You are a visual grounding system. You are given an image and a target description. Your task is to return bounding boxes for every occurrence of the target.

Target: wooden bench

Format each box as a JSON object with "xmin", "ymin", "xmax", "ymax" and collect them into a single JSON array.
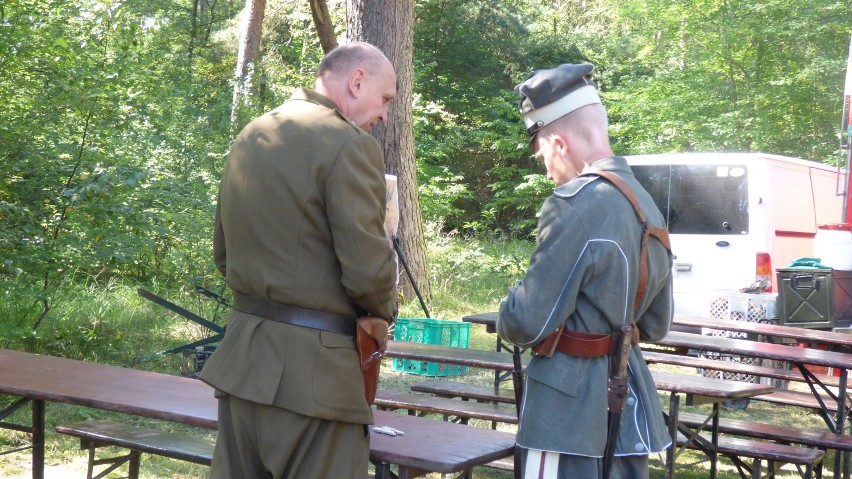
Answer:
[
  {"xmin": 382, "ymin": 380, "xmax": 830, "ymax": 477},
  {"xmin": 446, "ymin": 420, "xmax": 828, "ymax": 478},
  {"xmin": 753, "ymin": 388, "xmax": 851, "ymax": 414},
  {"xmin": 374, "ymin": 389, "xmax": 517, "ymax": 425},
  {"xmin": 678, "ymin": 411, "xmax": 852, "ymax": 455},
  {"xmin": 55, "ymin": 419, "xmax": 213, "ymax": 479},
  {"xmin": 675, "ymin": 431, "xmax": 825, "ymax": 479},
  {"xmin": 411, "ymin": 379, "xmax": 515, "ymax": 404},
  {"xmin": 410, "ymin": 361, "xmax": 850, "ymax": 427}
]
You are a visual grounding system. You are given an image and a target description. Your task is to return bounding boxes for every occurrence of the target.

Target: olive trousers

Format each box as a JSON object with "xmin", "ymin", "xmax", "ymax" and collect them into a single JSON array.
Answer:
[{"xmin": 209, "ymin": 391, "xmax": 370, "ymax": 479}]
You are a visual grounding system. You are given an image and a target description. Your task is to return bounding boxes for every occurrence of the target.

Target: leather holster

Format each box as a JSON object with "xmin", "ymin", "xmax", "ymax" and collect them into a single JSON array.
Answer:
[
  {"xmin": 355, "ymin": 316, "xmax": 390, "ymax": 405},
  {"xmin": 531, "ymin": 323, "xmax": 565, "ymax": 358}
]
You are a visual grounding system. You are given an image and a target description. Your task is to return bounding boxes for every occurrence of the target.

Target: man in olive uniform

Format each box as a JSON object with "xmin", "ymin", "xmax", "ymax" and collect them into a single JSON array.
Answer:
[
  {"xmin": 497, "ymin": 64, "xmax": 674, "ymax": 479},
  {"xmin": 200, "ymin": 42, "xmax": 399, "ymax": 479}
]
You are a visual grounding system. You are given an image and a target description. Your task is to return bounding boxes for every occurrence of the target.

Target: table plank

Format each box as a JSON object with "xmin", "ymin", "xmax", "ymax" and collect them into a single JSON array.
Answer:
[
  {"xmin": 371, "ymin": 409, "xmax": 515, "ymax": 474},
  {"xmin": 0, "ymin": 349, "xmax": 217, "ymax": 429},
  {"xmin": 652, "ymin": 331, "xmax": 852, "ymax": 369},
  {"xmin": 650, "ymin": 370, "xmax": 773, "ymax": 400},
  {"xmin": 0, "ymin": 348, "xmax": 516, "ymax": 479},
  {"xmin": 462, "ymin": 312, "xmax": 500, "ymax": 333},
  {"xmin": 673, "ymin": 314, "xmax": 852, "ymax": 349}
]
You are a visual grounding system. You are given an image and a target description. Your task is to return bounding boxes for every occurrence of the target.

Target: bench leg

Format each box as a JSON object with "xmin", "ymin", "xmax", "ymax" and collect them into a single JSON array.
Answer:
[
  {"xmin": 752, "ymin": 458, "xmax": 762, "ymax": 479},
  {"xmin": 795, "ymin": 461, "xmax": 817, "ymax": 479},
  {"xmin": 372, "ymin": 461, "xmax": 396, "ymax": 479},
  {"xmin": 128, "ymin": 450, "xmax": 140, "ymax": 479},
  {"xmin": 86, "ymin": 444, "xmax": 95, "ymax": 479},
  {"xmin": 81, "ymin": 439, "xmax": 141, "ymax": 479}
]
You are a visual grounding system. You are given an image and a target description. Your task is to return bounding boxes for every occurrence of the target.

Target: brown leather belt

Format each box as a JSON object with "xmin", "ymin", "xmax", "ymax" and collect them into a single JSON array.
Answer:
[
  {"xmin": 553, "ymin": 329, "xmax": 613, "ymax": 358},
  {"xmin": 232, "ymin": 291, "xmax": 355, "ymax": 337}
]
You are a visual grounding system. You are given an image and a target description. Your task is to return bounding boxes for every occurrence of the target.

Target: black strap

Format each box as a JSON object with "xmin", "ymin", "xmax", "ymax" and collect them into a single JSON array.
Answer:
[{"xmin": 232, "ymin": 291, "xmax": 356, "ymax": 337}]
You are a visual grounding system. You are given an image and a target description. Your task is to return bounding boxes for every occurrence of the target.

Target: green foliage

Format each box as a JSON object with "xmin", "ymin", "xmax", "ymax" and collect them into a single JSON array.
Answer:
[
  {"xmin": 601, "ymin": 0, "xmax": 849, "ymax": 161},
  {"xmin": 1, "ymin": 0, "xmax": 239, "ymax": 327},
  {"xmin": 411, "ymin": 0, "xmax": 850, "ymax": 237},
  {"xmin": 2, "ymin": 1, "xmax": 846, "ymax": 476},
  {"xmin": 412, "ymin": 0, "xmax": 579, "ymax": 237},
  {"xmin": 403, "ymin": 224, "xmax": 532, "ymax": 318}
]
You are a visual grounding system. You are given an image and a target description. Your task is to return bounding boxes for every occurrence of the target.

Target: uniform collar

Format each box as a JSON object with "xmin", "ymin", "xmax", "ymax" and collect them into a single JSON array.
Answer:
[
  {"xmin": 292, "ymin": 88, "xmax": 360, "ymax": 128},
  {"xmin": 292, "ymin": 87, "xmax": 337, "ymax": 109},
  {"xmin": 582, "ymin": 156, "xmax": 631, "ymax": 175}
]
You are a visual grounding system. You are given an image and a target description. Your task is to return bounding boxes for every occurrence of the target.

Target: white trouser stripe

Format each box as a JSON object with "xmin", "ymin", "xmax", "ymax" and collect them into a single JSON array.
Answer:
[{"xmin": 524, "ymin": 449, "xmax": 560, "ymax": 479}]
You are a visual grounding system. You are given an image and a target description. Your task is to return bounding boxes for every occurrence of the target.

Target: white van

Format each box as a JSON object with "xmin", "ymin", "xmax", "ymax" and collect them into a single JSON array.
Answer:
[{"xmin": 625, "ymin": 153, "xmax": 846, "ymax": 318}]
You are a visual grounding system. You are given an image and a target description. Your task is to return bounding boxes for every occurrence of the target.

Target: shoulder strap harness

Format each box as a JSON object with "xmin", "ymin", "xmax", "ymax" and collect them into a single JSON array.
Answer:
[{"xmin": 531, "ymin": 170, "xmax": 672, "ymax": 358}]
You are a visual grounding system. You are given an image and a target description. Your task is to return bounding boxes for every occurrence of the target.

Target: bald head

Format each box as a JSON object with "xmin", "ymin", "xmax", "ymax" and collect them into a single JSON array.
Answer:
[
  {"xmin": 314, "ymin": 42, "xmax": 397, "ymax": 131},
  {"xmin": 546, "ymin": 103, "xmax": 610, "ymax": 147},
  {"xmin": 532, "ymin": 103, "xmax": 614, "ymax": 185},
  {"xmin": 316, "ymin": 42, "xmax": 389, "ymax": 82}
]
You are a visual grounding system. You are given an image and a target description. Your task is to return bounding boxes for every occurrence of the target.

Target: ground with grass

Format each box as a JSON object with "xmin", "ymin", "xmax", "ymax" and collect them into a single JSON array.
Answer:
[{"xmin": 0, "ymin": 230, "xmax": 844, "ymax": 478}]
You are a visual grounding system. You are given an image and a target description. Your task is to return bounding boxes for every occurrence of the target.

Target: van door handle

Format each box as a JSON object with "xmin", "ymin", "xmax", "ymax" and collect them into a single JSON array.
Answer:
[
  {"xmin": 716, "ymin": 241, "xmax": 730, "ymax": 247},
  {"xmin": 675, "ymin": 263, "xmax": 692, "ymax": 272}
]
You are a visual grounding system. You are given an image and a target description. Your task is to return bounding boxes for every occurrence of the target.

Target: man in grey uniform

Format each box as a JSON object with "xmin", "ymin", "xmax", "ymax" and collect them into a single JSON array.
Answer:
[
  {"xmin": 497, "ymin": 63, "xmax": 674, "ymax": 479},
  {"xmin": 200, "ymin": 42, "xmax": 398, "ymax": 479}
]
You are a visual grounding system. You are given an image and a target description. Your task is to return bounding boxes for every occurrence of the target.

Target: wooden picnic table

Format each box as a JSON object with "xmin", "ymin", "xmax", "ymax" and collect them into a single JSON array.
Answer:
[
  {"xmin": 462, "ymin": 311, "xmax": 500, "ymax": 334},
  {"xmin": 651, "ymin": 370, "xmax": 774, "ymax": 479},
  {"xmin": 387, "ymin": 334, "xmax": 784, "ymax": 478},
  {"xmin": 459, "ymin": 311, "xmax": 851, "ymax": 477},
  {"xmin": 653, "ymin": 330, "xmax": 852, "ymax": 375},
  {"xmin": 653, "ymin": 330, "xmax": 852, "ymax": 478},
  {"xmin": 386, "ymin": 339, "xmax": 527, "ymax": 411},
  {"xmin": 456, "ymin": 313, "xmax": 851, "ymax": 423},
  {"xmin": 0, "ymin": 348, "xmax": 515, "ymax": 479}
]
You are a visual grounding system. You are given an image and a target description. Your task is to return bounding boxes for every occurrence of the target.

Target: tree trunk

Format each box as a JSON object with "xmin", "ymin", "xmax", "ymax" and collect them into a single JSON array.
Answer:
[
  {"xmin": 346, "ymin": 0, "xmax": 432, "ymax": 310},
  {"xmin": 189, "ymin": 0, "xmax": 198, "ymax": 59},
  {"xmin": 231, "ymin": 0, "xmax": 266, "ymax": 126},
  {"xmin": 309, "ymin": 0, "xmax": 337, "ymax": 54}
]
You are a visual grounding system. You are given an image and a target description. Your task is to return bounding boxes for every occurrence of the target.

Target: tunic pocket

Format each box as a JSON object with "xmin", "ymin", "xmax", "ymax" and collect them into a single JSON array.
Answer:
[
  {"xmin": 525, "ymin": 353, "xmax": 579, "ymax": 397},
  {"xmin": 313, "ymin": 330, "xmax": 366, "ymax": 412}
]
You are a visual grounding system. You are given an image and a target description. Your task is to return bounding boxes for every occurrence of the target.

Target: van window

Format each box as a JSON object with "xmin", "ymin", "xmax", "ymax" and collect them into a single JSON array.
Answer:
[{"xmin": 631, "ymin": 164, "xmax": 749, "ymax": 235}]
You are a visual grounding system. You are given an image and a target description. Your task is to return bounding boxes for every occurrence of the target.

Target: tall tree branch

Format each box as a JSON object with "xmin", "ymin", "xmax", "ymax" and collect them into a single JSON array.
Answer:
[{"xmin": 309, "ymin": 0, "xmax": 337, "ymax": 53}]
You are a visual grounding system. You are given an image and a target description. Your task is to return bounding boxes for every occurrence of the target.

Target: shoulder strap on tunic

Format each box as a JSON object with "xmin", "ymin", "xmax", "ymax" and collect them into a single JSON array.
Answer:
[{"xmin": 580, "ymin": 170, "xmax": 672, "ymax": 318}]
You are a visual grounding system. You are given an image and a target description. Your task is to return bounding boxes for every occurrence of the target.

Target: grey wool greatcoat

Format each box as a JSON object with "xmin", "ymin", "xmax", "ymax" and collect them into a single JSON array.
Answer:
[
  {"xmin": 497, "ymin": 156, "xmax": 673, "ymax": 458},
  {"xmin": 199, "ymin": 88, "xmax": 398, "ymax": 425}
]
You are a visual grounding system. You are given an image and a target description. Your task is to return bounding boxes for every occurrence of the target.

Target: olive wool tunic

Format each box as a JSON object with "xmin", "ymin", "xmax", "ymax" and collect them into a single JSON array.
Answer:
[{"xmin": 200, "ymin": 88, "xmax": 397, "ymax": 478}]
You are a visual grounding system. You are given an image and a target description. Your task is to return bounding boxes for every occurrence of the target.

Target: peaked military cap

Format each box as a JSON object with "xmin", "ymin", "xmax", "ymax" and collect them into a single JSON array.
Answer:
[{"xmin": 515, "ymin": 63, "xmax": 601, "ymax": 139}]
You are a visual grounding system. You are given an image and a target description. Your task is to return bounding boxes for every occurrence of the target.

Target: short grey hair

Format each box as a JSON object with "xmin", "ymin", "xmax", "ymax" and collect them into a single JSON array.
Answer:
[{"xmin": 316, "ymin": 42, "xmax": 386, "ymax": 80}]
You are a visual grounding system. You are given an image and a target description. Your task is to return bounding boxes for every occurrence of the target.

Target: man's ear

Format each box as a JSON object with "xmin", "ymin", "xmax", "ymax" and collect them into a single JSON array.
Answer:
[
  {"xmin": 551, "ymin": 133, "xmax": 570, "ymax": 157},
  {"xmin": 349, "ymin": 68, "xmax": 366, "ymax": 97}
]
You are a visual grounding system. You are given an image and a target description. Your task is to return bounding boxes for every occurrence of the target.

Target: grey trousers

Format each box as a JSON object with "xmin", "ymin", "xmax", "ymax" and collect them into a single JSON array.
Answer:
[{"xmin": 209, "ymin": 392, "xmax": 370, "ymax": 479}]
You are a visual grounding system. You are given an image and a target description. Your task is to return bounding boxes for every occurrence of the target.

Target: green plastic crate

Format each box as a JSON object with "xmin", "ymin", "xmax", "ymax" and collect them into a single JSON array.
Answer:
[{"xmin": 391, "ymin": 318, "xmax": 470, "ymax": 376}]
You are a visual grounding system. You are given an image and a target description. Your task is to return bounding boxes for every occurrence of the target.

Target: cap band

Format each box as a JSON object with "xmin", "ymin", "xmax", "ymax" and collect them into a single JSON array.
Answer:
[{"xmin": 522, "ymin": 85, "xmax": 601, "ymax": 132}]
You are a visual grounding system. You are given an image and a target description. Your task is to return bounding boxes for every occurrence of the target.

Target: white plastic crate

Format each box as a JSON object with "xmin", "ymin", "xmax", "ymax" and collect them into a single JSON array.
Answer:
[{"xmin": 701, "ymin": 292, "xmax": 778, "ymax": 385}]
